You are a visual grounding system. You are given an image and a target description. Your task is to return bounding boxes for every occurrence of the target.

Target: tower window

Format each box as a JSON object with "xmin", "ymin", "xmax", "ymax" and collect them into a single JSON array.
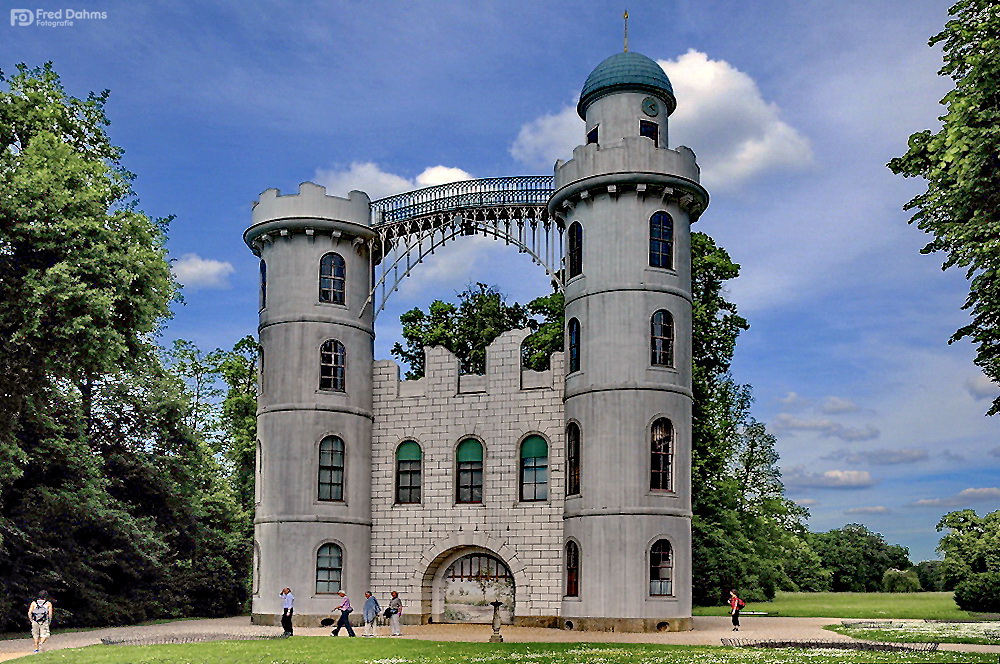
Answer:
[
  {"xmin": 395, "ymin": 440, "xmax": 422, "ymax": 504},
  {"xmin": 649, "ymin": 539, "xmax": 674, "ymax": 596},
  {"xmin": 568, "ymin": 318, "xmax": 580, "ymax": 373},
  {"xmin": 519, "ymin": 435, "xmax": 548, "ymax": 502},
  {"xmin": 456, "ymin": 438, "xmax": 484, "ymax": 504},
  {"xmin": 318, "ymin": 435, "xmax": 345, "ymax": 501},
  {"xmin": 319, "ymin": 252, "xmax": 346, "ymax": 305},
  {"xmin": 640, "ymin": 120, "xmax": 659, "ymax": 147},
  {"xmin": 316, "ymin": 543, "xmax": 343, "ymax": 594},
  {"xmin": 320, "ymin": 339, "xmax": 346, "ymax": 392},
  {"xmin": 567, "ymin": 222, "xmax": 583, "ymax": 278},
  {"xmin": 566, "ymin": 422, "xmax": 581, "ymax": 497},
  {"xmin": 649, "ymin": 211, "xmax": 673, "ymax": 269},
  {"xmin": 650, "ymin": 418, "xmax": 673, "ymax": 492},
  {"xmin": 651, "ymin": 310, "xmax": 674, "ymax": 367},
  {"xmin": 565, "ymin": 540, "xmax": 580, "ymax": 597},
  {"xmin": 586, "ymin": 126, "xmax": 599, "ymax": 145},
  {"xmin": 259, "ymin": 259, "xmax": 267, "ymax": 310}
]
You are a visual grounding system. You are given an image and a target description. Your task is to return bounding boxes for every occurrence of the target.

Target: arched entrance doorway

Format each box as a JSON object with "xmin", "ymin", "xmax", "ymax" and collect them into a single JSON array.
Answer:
[{"xmin": 435, "ymin": 550, "xmax": 515, "ymax": 624}]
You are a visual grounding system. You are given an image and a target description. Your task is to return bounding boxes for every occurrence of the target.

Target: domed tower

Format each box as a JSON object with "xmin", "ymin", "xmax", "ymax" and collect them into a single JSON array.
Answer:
[
  {"xmin": 550, "ymin": 52, "xmax": 708, "ymax": 632},
  {"xmin": 245, "ymin": 182, "xmax": 375, "ymax": 626}
]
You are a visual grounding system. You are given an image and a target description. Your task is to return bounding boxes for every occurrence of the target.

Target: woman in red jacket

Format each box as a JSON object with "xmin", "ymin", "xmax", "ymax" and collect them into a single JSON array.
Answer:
[{"xmin": 728, "ymin": 589, "xmax": 744, "ymax": 631}]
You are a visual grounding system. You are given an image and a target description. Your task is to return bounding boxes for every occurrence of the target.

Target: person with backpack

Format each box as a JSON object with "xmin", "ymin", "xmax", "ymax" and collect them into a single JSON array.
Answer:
[
  {"xmin": 27, "ymin": 591, "xmax": 53, "ymax": 653},
  {"xmin": 728, "ymin": 589, "xmax": 745, "ymax": 631},
  {"xmin": 386, "ymin": 590, "xmax": 403, "ymax": 636}
]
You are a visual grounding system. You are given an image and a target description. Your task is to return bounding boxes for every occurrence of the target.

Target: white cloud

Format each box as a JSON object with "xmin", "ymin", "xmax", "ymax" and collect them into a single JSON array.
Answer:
[
  {"xmin": 171, "ymin": 253, "xmax": 235, "ymax": 289},
  {"xmin": 771, "ymin": 413, "xmax": 880, "ymax": 442},
  {"xmin": 795, "ymin": 498, "xmax": 819, "ymax": 507},
  {"xmin": 964, "ymin": 374, "xmax": 1000, "ymax": 401},
  {"xmin": 820, "ymin": 396, "xmax": 862, "ymax": 415},
  {"xmin": 658, "ymin": 50, "xmax": 812, "ymax": 190},
  {"xmin": 777, "ymin": 391, "xmax": 812, "ymax": 410},
  {"xmin": 913, "ymin": 487, "xmax": 1000, "ymax": 508},
  {"xmin": 509, "ymin": 104, "xmax": 582, "ymax": 170},
  {"xmin": 845, "ymin": 506, "xmax": 892, "ymax": 515},
  {"xmin": 824, "ymin": 448, "xmax": 928, "ymax": 466},
  {"xmin": 314, "ymin": 162, "xmax": 473, "ymax": 200},
  {"xmin": 785, "ymin": 467, "xmax": 879, "ymax": 489}
]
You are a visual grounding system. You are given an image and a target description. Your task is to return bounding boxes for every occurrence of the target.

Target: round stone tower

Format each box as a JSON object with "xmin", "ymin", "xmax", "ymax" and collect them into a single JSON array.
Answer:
[
  {"xmin": 245, "ymin": 182, "xmax": 375, "ymax": 625},
  {"xmin": 550, "ymin": 52, "xmax": 708, "ymax": 632}
]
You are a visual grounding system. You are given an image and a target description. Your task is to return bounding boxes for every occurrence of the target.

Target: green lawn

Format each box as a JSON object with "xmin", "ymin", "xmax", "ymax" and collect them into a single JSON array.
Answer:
[
  {"xmin": 827, "ymin": 621, "xmax": 1000, "ymax": 646},
  {"xmin": 693, "ymin": 591, "xmax": 974, "ymax": 620},
  {"xmin": 26, "ymin": 638, "xmax": 996, "ymax": 664}
]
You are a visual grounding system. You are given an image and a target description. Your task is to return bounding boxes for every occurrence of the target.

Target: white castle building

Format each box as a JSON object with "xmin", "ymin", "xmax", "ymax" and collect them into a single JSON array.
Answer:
[{"xmin": 246, "ymin": 50, "xmax": 708, "ymax": 632}]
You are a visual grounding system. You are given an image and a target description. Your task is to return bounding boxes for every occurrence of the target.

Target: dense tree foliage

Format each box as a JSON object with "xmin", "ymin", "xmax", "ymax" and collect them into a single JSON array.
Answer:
[
  {"xmin": 914, "ymin": 559, "xmax": 951, "ymax": 592},
  {"xmin": 888, "ymin": 0, "xmax": 1000, "ymax": 415},
  {"xmin": 935, "ymin": 508, "xmax": 1000, "ymax": 609},
  {"xmin": 882, "ymin": 568, "xmax": 921, "ymax": 593},
  {"xmin": 0, "ymin": 64, "xmax": 250, "ymax": 630},
  {"xmin": 809, "ymin": 524, "xmax": 912, "ymax": 592}
]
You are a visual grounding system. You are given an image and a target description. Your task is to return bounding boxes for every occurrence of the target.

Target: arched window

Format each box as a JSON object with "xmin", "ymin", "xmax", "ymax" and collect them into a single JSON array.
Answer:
[
  {"xmin": 651, "ymin": 310, "xmax": 674, "ymax": 367},
  {"xmin": 568, "ymin": 318, "xmax": 580, "ymax": 373},
  {"xmin": 649, "ymin": 211, "xmax": 673, "ymax": 269},
  {"xmin": 565, "ymin": 541, "xmax": 580, "ymax": 597},
  {"xmin": 566, "ymin": 422, "xmax": 581, "ymax": 497},
  {"xmin": 650, "ymin": 539, "xmax": 673, "ymax": 596},
  {"xmin": 318, "ymin": 435, "xmax": 345, "ymax": 501},
  {"xmin": 567, "ymin": 222, "xmax": 583, "ymax": 278},
  {"xmin": 319, "ymin": 252, "xmax": 346, "ymax": 305},
  {"xmin": 320, "ymin": 339, "xmax": 346, "ymax": 391},
  {"xmin": 316, "ymin": 543, "xmax": 343, "ymax": 594},
  {"xmin": 254, "ymin": 439, "xmax": 263, "ymax": 505},
  {"xmin": 395, "ymin": 440, "xmax": 422, "ymax": 504},
  {"xmin": 650, "ymin": 418, "xmax": 673, "ymax": 491},
  {"xmin": 519, "ymin": 435, "xmax": 548, "ymax": 502},
  {"xmin": 456, "ymin": 439, "xmax": 483, "ymax": 504},
  {"xmin": 252, "ymin": 541, "xmax": 261, "ymax": 595},
  {"xmin": 259, "ymin": 259, "xmax": 267, "ymax": 310}
]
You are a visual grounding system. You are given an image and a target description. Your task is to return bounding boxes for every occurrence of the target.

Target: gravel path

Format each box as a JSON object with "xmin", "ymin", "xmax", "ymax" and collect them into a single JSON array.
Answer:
[{"xmin": 1, "ymin": 615, "xmax": 997, "ymax": 661}]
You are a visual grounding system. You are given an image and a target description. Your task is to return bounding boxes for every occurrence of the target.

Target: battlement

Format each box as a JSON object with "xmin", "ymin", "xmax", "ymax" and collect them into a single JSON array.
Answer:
[
  {"xmin": 553, "ymin": 137, "xmax": 701, "ymax": 189},
  {"xmin": 245, "ymin": 182, "xmax": 373, "ymax": 253},
  {"xmin": 373, "ymin": 329, "xmax": 564, "ymax": 400}
]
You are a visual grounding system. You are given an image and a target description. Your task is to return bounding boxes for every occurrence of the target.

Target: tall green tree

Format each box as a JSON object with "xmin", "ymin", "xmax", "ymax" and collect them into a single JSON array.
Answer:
[
  {"xmin": 809, "ymin": 523, "xmax": 912, "ymax": 592},
  {"xmin": 935, "ymin": 509, "xmax": 1000, "ymax": 585},
  {"xmin": 888, "ymin": 0, "xmax": 1000, "ymax": 415}
]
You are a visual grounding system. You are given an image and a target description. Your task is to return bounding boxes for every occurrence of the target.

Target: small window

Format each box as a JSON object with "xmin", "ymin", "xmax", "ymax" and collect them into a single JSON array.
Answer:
[
  {"xmin": 568, "ymin": 318, "xmax": 580, "ymax": 373},
  {"xmin": 565, "ymin": 541, "xmax": 580, "ymax": 597},
  {"xmin": 456, "ymin": 438, "xmax": 483, "ymax": 504},
  {"xmin": 319, "ymin": 252, "xmax": 346, "ymax": 305},
  {"xmin": 651, "ymin": 310, "xmax": 674, "ymax": 367},
  {"xmin": 316, "ymin": 543, "xmax": 343, "ymax": 594},
  {"xmin": 649, "ymin": 211, "xmax": 673, "ymax": 269},
  {"xmin": 320, "ymin": 339, "xmax": 346, "ymax": 391},
  {"xmin": 318, "ymin": 435, "xmax": 345, "ymax": 501},
  {"xmin": 519, "ymin": 435, "xmax": 548, "ymax": 502},
  {"xmin": 396, "ymin": 440, "xmax": 422, "ymax": 504},
  {"xmin": 650, "ymin": 418, "xmax": 673, "ymax": 492},
  {"xmin": 259, "ymin": 259, "xmax": 267, "ymax": 310},
  {"xmin": 566, "ymin": 422, "xmax": 581, "ymax": 497},
  {"xmin": 650, "ymin": 539, "xmax": 673, "ymax": 596},
  {"xmin": 640, "ymin": 120, "xmax": 659, "ymax": 147},
  {"xmin": 586, "ymin": 126, "xmax": 598, "ymax": 145},
  {"xmin": 567, "ymin": 222, "xmax": 583, "ymax": 279}
]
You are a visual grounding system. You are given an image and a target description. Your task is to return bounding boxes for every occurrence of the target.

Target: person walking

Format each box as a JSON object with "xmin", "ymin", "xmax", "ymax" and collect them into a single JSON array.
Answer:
[
  {"xmin": 28, "ymin": 591, "xmax": 53, "ymax": 653},
  {"xmin": 387, "ymin": 590, "xmax": 403, "ymax": 636},
  {"xmin": 279, "ymin": 587, "xmax": 294, "ymax": 636},
  {"xmin": 729, "ymin": 589, "xmax": 744, "ymax": 631},
  {"xmin": 362, "ymin": 591, "xmax": 382, "ymax": 637},
  {"xmin": 331, "ymin": 590, "xmax": 356, "ymax": 637}
]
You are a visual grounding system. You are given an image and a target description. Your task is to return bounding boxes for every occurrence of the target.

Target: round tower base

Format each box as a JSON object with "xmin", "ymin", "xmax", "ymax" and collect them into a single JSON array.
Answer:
[{"xmin": 560, "ymin": 616, "xmax": 692, "ymax": 633}]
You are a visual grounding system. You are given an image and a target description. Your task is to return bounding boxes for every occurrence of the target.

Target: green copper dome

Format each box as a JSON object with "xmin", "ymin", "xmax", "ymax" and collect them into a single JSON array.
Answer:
[{"xmin": 578, "ymin": 51, "xmax": 676, "ymax": 118}]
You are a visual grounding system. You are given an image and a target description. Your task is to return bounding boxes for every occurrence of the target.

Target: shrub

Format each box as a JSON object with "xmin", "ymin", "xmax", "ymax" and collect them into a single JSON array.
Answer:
[
  {"xmin": 882, "ymin": 568, "xmax": 921, "ymax": 593},
  {"xmin": 953, "ymin": 571, "xmax": 1000, "ymax": 612}
]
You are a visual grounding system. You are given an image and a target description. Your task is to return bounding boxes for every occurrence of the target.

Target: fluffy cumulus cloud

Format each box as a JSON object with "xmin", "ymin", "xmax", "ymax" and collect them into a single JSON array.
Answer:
[
  {"xmin": 771, "ymin": 413, "xmax": 880, "ymax": 442},
  {"xmin": 845, "ymin": 506, "xmax": 892, "ymax": 515},
  {"xmin": 658, "ymin": 50, "xmax": 812, "ymax": 190},
  {"xmin": 171, "ymin": 253, "xmax": 235, "ymax": 289},
  {"xmin": 820, "ymin": 396, "xmax": 862, "ymax": 415},
  {"xmin": 314, "ymin": 162, "xmax": 473, "ymax": 200},
  {"xmin": 823, "ymin": 448, "xmax": 928, "ymax": 466},
  {"xmin": 508, "ymin": 50, "xmax": 811, "ymax": 188},
  {"xmin": 965, "ymin": 373, "xmax": 1000, "ymax": 401},
  {"xmin": 784, "ymin": 467, "xmax": 879, "ymax": 489},
  {"xmin": 912, "ymin": 487, "xmax": 1000, "ymax": 508}
]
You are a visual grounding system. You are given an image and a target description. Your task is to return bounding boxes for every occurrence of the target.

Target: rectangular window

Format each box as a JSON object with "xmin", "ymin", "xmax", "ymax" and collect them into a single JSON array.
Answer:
[
  {"xmin": 457, "ymin": 461, "xmax": 483, "ymax": 503},
  {"xmin": 396, "ymin": 460, "xmax": 421, "ymax": 504},
  {"xmin": 586, "ymin": 126, "xmax": 599, "ymax": 145},
  {"xmin": 640, "ymin": 120, "xmax": 659, "ymax": 147}
]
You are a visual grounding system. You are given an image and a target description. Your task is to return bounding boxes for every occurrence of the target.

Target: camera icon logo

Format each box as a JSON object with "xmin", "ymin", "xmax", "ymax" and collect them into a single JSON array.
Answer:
[{"xmin": 10, "ymin": 9, "xmax": 34, "ymax": 26}]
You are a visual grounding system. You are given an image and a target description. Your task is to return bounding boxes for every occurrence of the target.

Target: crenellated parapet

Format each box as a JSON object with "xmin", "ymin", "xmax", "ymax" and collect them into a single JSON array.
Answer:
[{"xmin": 244, "ymin": 182, "xmax": 374, "ymax": 255}]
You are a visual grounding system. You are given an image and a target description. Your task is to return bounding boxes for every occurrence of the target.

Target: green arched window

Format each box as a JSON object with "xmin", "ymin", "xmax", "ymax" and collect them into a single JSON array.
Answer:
[
  {"xmin": 456, "ymin": 439, "xmax": 483, "ymax": 504},
  {"xmin": 519, "ymin": 435, "xmax": 548, "ymax": 502},
  {"xmin": 395, "ymin": 440, "xmax": 422, "ymax": 504}
]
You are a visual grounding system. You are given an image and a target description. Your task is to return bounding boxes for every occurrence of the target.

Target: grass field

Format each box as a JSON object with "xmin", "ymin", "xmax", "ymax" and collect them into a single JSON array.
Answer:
[
  {"xmin": 26, "ymin": 639, "xmax": 997, "ymax": 664},
  {"xmin": 693, "ymin": 592, "xmax": 974, "ymax": 620},
  {"xmin": 827, "ymin": 621, "xmax": 1000, "ymax": 646}
]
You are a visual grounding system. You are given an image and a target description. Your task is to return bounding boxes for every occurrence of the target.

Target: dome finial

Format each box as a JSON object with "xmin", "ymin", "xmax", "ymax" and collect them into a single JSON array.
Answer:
[{"xmin": 623, "ymin": 10, "xmax": 629, "ymax": 52}]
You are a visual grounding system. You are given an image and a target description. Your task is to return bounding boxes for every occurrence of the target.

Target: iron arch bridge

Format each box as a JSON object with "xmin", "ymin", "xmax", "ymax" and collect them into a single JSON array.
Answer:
[{"xmin": 364, "ymin": 175, "xmax": 560, "ymax": 318}]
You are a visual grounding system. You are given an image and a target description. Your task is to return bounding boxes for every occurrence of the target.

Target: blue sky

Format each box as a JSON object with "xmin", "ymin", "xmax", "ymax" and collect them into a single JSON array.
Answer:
[{"xmin": 4, "ymin": 0, "xmax": 998, "ymax": 562}]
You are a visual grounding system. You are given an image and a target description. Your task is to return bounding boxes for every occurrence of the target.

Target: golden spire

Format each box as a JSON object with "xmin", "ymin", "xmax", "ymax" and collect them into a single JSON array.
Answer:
[{"xmin": 623, "ymin": 10, "xmax": 629, "ymax": 52}]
